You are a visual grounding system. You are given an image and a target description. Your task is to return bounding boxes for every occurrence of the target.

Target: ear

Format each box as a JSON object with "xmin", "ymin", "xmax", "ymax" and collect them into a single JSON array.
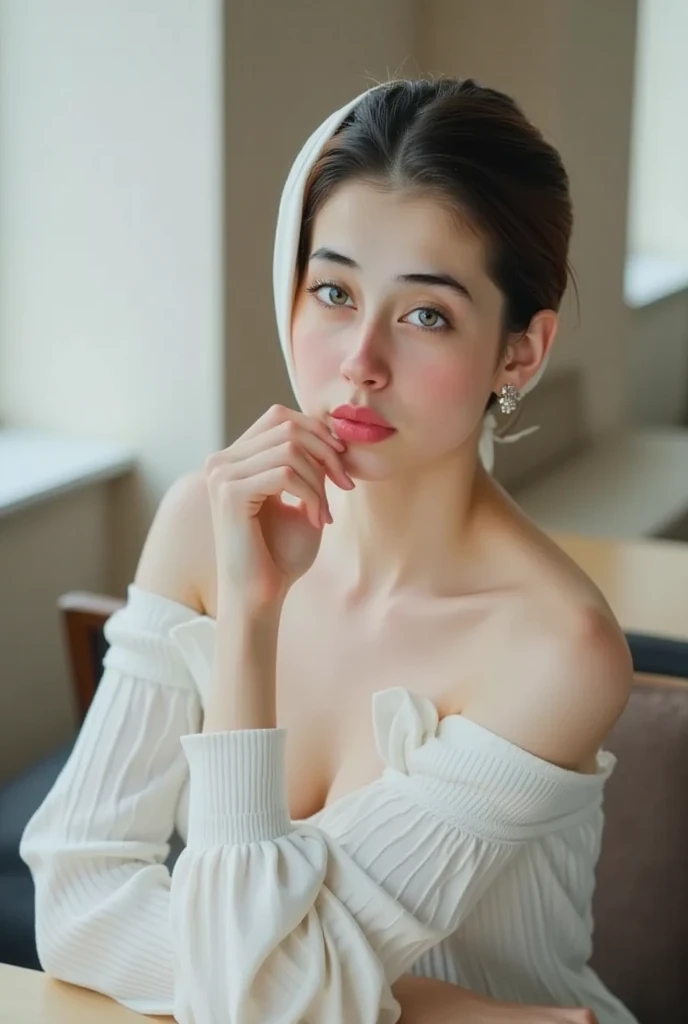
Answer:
[{"xmin": 493, "ymin": 310, "xmax": 559, "ymax": 393}]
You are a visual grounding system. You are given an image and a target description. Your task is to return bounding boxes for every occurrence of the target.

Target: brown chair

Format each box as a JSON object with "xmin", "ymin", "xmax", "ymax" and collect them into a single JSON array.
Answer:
[
  {"xmin": 8, "ymin": 594, "xmax": 688, "ymax": 1022},
  {"xmin": 57, "ymin": 591, "xmax": 125, "ymax": 722},
  {"xmin": 590, "ymin": 672, "xmax": 688, "ymax": 1023}
]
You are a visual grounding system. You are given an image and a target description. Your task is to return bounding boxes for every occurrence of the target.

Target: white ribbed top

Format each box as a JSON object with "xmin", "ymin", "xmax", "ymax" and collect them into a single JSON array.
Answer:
[{"xmin": 19, "ymin": 586, "xmax": 637, "ymax": 1023}]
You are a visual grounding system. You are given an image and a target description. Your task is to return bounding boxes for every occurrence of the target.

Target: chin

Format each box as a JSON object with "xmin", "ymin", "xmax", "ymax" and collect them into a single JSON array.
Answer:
[{"xmin": 340, "ymin": 444, "xmax": 407, "ymax": 482}]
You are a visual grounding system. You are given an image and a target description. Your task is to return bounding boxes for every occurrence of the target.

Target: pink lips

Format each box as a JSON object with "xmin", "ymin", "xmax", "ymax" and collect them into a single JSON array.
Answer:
[{"xmin": 330, "ymin": 404, "xmax": 396, "ymax": 444}]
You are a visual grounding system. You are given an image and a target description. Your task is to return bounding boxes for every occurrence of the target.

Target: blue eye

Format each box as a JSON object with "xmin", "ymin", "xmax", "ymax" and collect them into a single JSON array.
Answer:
[
  {"xmin": 406, "ymin": 307, "xmax": 451, "ymax": 332},
  {"xmin": 305, "ymin": 281, "xmax": 452, "ymax": 333},
  {"xmin": 306, "ymin": 281, "xmax": 352, "ymax": 307}
]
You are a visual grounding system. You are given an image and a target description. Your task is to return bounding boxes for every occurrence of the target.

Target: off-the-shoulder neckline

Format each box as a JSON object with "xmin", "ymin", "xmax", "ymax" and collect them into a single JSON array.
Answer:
[
  {"xmin": 128, "ymin": 584, "xmax": 615, "ymax": 785},
  {"xmin": 437, "ymin": 709, "xmax": 614, "ymax": 783}
]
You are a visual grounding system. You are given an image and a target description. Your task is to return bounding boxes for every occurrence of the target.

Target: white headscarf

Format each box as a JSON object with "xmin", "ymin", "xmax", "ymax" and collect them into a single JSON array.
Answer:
[{"xmin": 272, "ymin": 84, "xmax": 548, "ymax": 472}]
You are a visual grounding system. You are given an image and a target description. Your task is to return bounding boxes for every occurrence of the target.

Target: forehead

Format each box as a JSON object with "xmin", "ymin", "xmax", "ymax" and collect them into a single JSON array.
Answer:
[{"xmin": 309, "ymin": 179, "xmax": 489, "ymax": 276}]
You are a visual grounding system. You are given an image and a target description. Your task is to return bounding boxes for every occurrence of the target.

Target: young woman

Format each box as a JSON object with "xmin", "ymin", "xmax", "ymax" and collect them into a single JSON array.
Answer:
[{"xmin": 21, "ymin": 78, "xmax": 637, "ymax": 1023}]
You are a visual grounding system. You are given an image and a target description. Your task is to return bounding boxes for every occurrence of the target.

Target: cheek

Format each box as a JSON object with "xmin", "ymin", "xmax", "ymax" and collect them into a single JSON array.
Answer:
[
  {"xmin": 291, "ymin": 324, "xmax": 338, "ymax": 400},
  {"xmin": 412, "ymin": 359, "xmax": 486, "ymax": 416}
]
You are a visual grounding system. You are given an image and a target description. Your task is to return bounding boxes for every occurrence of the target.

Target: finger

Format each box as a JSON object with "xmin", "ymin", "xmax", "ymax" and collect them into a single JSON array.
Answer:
[
  {"xmin": 223, "ymin": 464, "xmax": 325, "ymax": 528},
  {"xmin": 236, "ymin": 404, "xmax": 346, "ymax": 453},
  {"xmin": 229, "ymin": 420, "xmax": 354, "ymax": 492},
  {"xmin": 228, "ymin": 442, "xmax": 326, "ymax": 506},
  {"xmin": 209, "ymin": 440, "xmax": 330, "ymax": 526},
  {"xmin": 299, "ymin": 447, "xmax": 333, "ymax": 523},
  {"xmin": 290, "ymin": 428, "xmax": 355, "ymax": 492},
  {"xmin": 236, "ymin": 466, "xmax": 324, "ymax": 530},
  {"xmin": 221, "ymin": 444, "xmax": 327, "ymax": 527}
]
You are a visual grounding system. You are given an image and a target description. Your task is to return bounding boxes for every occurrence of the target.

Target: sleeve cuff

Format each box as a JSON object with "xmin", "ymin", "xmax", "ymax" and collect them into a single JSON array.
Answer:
[{"xmin": 181, "ymin": 729, "xmax": 291, "ymax": 847}]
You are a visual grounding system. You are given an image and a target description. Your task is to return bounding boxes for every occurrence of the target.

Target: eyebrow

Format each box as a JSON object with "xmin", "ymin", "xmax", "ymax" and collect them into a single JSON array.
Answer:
[{"xmin": 309, "ymin": 246, "xmax": 474, "ymax": 303}]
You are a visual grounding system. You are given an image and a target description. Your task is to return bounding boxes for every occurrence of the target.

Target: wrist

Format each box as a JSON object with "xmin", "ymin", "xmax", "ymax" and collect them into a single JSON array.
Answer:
[
  {"xmin": 216, "ymin": 586, "xmax": 286, "ymax": 626},
  {"xmin": 203, "ymin": 596, "xmax": 282, "ymax": 734}
]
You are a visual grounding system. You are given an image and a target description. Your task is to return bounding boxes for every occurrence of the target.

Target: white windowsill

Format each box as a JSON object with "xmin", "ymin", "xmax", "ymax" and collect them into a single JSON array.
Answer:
[
  {"xmin": 625, "ymin": 253, "xmax": 688, "ymax": 309},
  {"xmin": 0, "ymin": 428, "xmax": 136, "ymax": 518}
]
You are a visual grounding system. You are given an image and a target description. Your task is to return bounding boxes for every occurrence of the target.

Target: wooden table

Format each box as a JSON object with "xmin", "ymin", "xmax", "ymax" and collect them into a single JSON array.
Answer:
[
  {"xmin": 0, "ymin": 963, "xmax": 174, "ymax": 1024},
  {"xmin": 552, "ymin": 531, "xmax": 688, "ymax": 641}
]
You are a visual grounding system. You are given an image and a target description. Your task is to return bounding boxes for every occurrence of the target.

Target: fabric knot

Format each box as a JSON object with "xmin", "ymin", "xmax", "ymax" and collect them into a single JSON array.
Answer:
[{"xmin": 372, "ymin": 689, "xmax": 439, "ymax": 773}]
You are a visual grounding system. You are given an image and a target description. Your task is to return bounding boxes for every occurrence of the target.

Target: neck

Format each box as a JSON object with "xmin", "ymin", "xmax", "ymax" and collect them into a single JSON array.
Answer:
[{"xmin": 319, "ymin": 449, "xmax": 495, "ymax": 599}]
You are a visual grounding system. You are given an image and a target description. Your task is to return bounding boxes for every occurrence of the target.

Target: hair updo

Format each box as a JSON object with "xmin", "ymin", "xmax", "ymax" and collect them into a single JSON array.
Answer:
[{"xmin": 297, "ymin": 78, "xmax": 574, "ymax": 410}]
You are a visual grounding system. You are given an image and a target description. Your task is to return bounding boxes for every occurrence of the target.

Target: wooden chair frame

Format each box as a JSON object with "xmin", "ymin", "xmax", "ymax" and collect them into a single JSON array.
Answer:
[{"xmin": 57, "ymin": 591, "xmax": 124, "ymax": 721}]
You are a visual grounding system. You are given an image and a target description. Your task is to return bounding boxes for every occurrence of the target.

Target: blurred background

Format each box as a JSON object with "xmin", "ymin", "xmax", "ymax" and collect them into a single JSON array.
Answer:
[{"xmin": 1, "ymin": 0, "xmax": 687, "ymax": 784}]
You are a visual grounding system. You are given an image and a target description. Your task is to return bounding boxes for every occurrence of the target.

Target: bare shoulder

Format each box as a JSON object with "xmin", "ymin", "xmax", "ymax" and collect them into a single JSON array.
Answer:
[
  {"xmin": 508, "ymin": 592, "xmax": 633, "ymax": 769},
  {"xmin": 472, "ymin": 514, "xmax": 633, "ymax": 772},
  {"xmin": 134, "ymin": 468, "xmax": 217, "ymax": 615}
]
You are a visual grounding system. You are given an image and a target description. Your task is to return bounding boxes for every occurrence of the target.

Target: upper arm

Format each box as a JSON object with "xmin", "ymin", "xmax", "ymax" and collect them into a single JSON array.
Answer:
[
  {"xmin": 134, "ymin": 469, "xmax": 217, "ymax": 614},
  {"xmin": 487, "ymin": 606, "xmax": 633, "ymax": 772}
]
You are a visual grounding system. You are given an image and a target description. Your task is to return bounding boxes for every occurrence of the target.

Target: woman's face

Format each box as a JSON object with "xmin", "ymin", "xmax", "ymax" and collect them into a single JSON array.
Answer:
[{"xmin": 291, "ymin": 180, "xmax": 507, "ymax": 479}]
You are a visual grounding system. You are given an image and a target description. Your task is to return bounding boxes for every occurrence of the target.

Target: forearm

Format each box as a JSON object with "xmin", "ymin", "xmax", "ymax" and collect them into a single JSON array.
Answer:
[
  {"xmin": 394, "ymin": 974, "xmax": 550, "ymax": 1023},
  {"xmin": 202, "ymin": 598, "xmax": 283, "ymax": 733}
]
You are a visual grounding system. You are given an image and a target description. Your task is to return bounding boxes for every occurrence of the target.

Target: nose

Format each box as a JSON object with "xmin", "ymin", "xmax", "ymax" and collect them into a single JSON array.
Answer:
[{"xmin": 339, "ymin": 328, "xmax": 390, "ymax": 391}]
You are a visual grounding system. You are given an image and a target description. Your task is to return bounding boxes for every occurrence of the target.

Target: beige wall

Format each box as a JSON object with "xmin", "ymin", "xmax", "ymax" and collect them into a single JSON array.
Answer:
[
  {"xmin": 0, "ymin": 484, "xmax": 114, "ymax": 781},
  {"xmin": 628, "ymin": 288, "xmax": 688, "ymax": 425},
  {"xmin": 223, "ymin": 0, "xmax": 417, "ymax": 441},
  {"xmin": 419, "ymin": 0, "xmax": 637, "ymax": 437},
  {"xmin": 0, "ymin": 0, "xmax": 225, "ymax": 592}
]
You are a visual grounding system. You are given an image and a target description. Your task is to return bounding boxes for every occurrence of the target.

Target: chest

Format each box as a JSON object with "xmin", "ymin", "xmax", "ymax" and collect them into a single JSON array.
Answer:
[{"xmin": 274, "ymin": 590, "xmax": 497, "ymax": 820}]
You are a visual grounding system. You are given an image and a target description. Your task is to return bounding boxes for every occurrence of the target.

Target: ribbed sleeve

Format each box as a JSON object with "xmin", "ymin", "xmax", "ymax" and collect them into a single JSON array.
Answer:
[
  {"xmin": 183, "ymin": 729, "xmax": 291, "ymax": 845},
  {"xmin": 19, "ymin": 587, "xmax": 202, "ymax": 1016},
  {"xmin": 20, "ymin": 596, "xmax": 635, "ymax": 1024}
]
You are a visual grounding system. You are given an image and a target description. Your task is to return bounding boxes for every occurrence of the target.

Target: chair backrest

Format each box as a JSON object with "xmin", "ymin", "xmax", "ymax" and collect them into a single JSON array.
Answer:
[
  {"xmin": 57, "ymin": 592, "xmax": 124, "ymax": 721},
  {"xmin": 624, "ymin": 632, "xmax": 688, "ymax": 678},
  {"xmin": 590, "ymin": 672, "xmax": 688, "ymax": 1024}
]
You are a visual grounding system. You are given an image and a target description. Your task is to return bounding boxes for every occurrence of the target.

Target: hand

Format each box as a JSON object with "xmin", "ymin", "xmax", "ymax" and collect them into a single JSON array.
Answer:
[
  {"xmin": 393, "ymin": 974, "xmax": 598, "ymax": 1024},
  {"xmin": 513, "ymin": 1009, "xmax": 597, "ymax": 1023},
  {"xmin": 544, "ymin": 1011, "xmax": 597, "ymax": 1019},
  {"xmin": 551, "ymin": 1012, "xmax": 597, "ymax": 1023},
  {"xmin": 488, "ymin": 1004, "xmax": 598, "ymax": 1023},
  {"xmin": 205, "ymin": 404, "xmax": 354, "ymax": 607}
]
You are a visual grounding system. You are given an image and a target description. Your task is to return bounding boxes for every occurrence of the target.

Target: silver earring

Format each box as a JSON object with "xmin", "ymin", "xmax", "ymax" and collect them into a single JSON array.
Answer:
[{"xmin": 498, "ymin": 383, "xmax": 520, "ymax": 415}]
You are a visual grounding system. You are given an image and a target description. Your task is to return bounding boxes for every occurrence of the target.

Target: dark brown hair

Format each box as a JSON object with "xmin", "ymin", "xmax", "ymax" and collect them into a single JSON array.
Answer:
[{"xmin": 297, "ymin": 78, "xmax": 575, "ymax": 409}]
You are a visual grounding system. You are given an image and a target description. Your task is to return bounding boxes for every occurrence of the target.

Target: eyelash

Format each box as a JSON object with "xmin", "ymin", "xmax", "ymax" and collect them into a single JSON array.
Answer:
[{"xmin": 305, "ymin": 279, "xmax": 453, "ymax": 333}]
